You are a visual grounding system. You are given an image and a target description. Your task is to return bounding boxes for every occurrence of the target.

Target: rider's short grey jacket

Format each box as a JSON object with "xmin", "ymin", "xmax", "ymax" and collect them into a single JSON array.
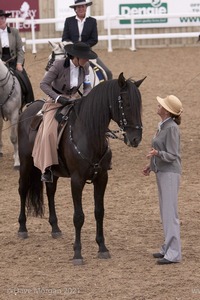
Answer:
[{"xmin": 40, "ymin": 58, "xmax": 91, "ymax": 100}]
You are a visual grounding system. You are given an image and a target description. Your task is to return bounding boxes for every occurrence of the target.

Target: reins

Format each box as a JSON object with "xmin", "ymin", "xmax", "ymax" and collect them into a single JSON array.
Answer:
[{"xmin": 69, "ymin": 124, "xmax": 110, "ymax": 184}]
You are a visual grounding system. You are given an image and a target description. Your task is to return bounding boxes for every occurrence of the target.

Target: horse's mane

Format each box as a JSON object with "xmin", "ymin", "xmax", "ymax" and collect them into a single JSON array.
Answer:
[
  {"xmin": 77, "ymin": 80, "xmax": 118, "ymax": 139},
  {"xmin": 75, "ymin": 78, "xmax": 142, "ymax": 142}
]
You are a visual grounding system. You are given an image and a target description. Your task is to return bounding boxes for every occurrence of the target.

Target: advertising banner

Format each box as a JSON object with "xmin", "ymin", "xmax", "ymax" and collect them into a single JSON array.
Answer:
[
  {"xmin": 103, "ymin": 0, "xmax": 200, "ymax": 28},
  {"xmin": 0, "ymin": 0, "xmax": 40, "ymax": 31}
]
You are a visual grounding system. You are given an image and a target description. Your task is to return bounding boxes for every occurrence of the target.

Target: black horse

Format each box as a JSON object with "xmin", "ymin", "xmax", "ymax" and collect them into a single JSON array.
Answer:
[{"xmin": 18, "ymin": 73, "xmax": 145, "ymax": 265}]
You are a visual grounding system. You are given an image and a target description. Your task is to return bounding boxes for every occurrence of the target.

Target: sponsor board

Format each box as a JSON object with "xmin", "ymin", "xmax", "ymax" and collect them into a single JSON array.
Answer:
[
  {"xmin": 104, "ymin": 0, "xmax": 200, "ymax": 28},
  {"xmin": 0, "ymin": 0, "xmax": 39, "ymax": 31}
]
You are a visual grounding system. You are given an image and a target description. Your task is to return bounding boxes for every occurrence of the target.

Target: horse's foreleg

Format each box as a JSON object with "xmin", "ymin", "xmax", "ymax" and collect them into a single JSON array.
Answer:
[
  {"xmin": 94, "ymin": 172, "xmax": 111, "ymax": 259},
  {"xmin": 0, "ymin": 117, "xmax": 3, "ymax": 157},
  {"xmin": 71, "ymin": 177, "xmax": 85, "ymax": 265},
  {"xmin": 10, "ymin": 114, "xmax": 20, "ymax": 169},
  {"xmin": 46, "ymin": 178, "xmax": 62, "ymax": 238}
]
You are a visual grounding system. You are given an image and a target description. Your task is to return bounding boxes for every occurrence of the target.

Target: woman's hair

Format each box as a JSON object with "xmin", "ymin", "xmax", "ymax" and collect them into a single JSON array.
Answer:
[
  {"xmin": 171, "ymin": 114, "xmax": 181, "ymax": 125},
  {"xmin": 67, "ymin": 53, "xmax": 74, "ymax": 60}
]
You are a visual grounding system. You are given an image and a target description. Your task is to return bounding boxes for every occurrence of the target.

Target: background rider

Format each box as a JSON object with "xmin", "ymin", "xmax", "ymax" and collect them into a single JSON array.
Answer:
[{"xmin": 62, "ymin": 0, "xmax": 113, "ymax": 81}]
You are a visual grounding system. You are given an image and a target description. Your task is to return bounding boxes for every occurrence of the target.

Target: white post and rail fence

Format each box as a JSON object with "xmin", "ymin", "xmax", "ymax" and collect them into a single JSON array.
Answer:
[{"xmin": 8, "ymin": 13, "xmax": 200, "ymax": 53}]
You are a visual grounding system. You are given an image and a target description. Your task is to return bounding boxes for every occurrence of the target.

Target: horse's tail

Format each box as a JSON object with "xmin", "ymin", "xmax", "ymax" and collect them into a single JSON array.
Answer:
[{"xmin": 26, "ymin": 166, "xmax": 44, "ymax": 217}]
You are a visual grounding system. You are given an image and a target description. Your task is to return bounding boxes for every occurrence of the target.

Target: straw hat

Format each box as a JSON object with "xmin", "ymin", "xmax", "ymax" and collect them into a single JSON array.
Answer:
[
  {"xmin": 156, "ymin": 95, "xmax": 183, "ymax": 116},
  {"xmin": 0, "ymin": 9, "xmax": 12, "ymax": 18},
  {"xmin": 69, "ymin": 0, "xmax": 93, "ymax": 9},
  {"xmin": 64, "ymin": 42, "xmax": 97, "ymax": 59}
]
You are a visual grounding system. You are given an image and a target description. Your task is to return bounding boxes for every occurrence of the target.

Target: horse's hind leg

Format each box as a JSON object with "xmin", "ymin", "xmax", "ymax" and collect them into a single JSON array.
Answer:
[
  {"xmin": 0, "ymin": 117, "xmax": 3, "ymax": 157},
  {"xmin": 10, "ymin": 112, "xmax": 20, "ymax": 169},
  {"xmin": 46, "ymin": 178, "xmax": 62, "ymax": 238},
  {"xmin": 18, "ymin": 161, "xmax": 44, "ymax": 238},
  {"xmin": 94, "ymin": 173, "xmax": 111, "ymax": 259}
]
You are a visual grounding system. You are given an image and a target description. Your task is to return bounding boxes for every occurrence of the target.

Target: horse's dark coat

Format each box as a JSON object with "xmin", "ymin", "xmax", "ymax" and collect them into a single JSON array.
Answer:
[{"xmin": 17, "ymin": 73, "xmax": 145, "ymax": 264}]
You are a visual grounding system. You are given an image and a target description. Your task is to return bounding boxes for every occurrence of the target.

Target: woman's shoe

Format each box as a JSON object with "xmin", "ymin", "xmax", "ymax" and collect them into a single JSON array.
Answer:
[
  {"xmin": 153, "ymin": 253, "xmax": 164, "ymax": 259},
  {"xmin": 157, "ymin": 258, "xmax": 177, "ymax": 265}
]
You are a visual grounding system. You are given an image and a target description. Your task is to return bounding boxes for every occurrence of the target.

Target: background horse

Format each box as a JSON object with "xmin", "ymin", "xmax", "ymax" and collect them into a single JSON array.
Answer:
[
  {"xmin": 18, "ymin": 72, "xmax": 145, "ymax": 265},
  {"xmin": 46, "ymin": 41, "xmax": 107, "ymax": 88},
  {"xmin": 0, "ymin": 59, "xmax": 22, "ymax": 169}
]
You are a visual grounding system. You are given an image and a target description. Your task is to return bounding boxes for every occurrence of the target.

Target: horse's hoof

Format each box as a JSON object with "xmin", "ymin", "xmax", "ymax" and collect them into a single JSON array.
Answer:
[
  {"xmin": 51, "ymin": 231, "xmax": 62, "ymax": 239},
  {"xmin": 14, "ymin": 165, "xmax": 20, "ymax": 171},
  {"xmin": 18, "ymin": 231, "xmax": 28, "ymax": 239},
  {"xmin": 0, "ymin": 152, "xmax": 3, "ymax": 157},
  {"xmin": 98, "ymin": 251, "xmax": 111, "ymax": 259},
  {"xmin": 73, "ymin": 259, "xmax": 84, "ymax": 266}
]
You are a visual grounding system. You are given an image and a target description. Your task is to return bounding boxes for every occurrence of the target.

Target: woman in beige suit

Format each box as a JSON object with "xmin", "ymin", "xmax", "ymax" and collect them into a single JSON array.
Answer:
[{"xmin": 32, "ymin": 42, "xmax": 97, "ymax": 182}]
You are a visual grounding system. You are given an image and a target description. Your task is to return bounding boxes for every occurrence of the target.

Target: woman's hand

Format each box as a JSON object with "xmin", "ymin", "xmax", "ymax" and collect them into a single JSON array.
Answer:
[
  {"xmin": 142, "ymin": 165, "xmax": 151, "ymax": 176},
  {"xmin": 16, "ymin": 63, "xmax": 23, "ymax": 72},
  {"xmin": 147, "ymin": 148, "xmax": 159, "ymax": 159}
]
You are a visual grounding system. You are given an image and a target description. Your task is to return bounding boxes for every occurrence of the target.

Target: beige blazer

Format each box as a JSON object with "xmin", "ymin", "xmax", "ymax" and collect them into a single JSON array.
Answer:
[{"xmin": 0, "ymin": 26, "xmax": 24, "ymax": 65}]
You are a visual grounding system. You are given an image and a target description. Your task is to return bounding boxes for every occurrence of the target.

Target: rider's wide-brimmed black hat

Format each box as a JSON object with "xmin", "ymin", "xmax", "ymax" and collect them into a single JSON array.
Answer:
[
  {"xmin": 69, "ymin": 0, "xmax": 93, "ymax": 9},
  {"xmin": 64, "ymin": 42, "xmax": 97, "ymax": 59},
  {"xmin": 0, "ymin": 9, "xmax": 12, "ymax": 17}
]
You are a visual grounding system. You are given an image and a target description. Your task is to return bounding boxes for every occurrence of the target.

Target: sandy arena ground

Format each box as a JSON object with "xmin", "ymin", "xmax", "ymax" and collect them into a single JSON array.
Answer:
[{"xmin": 0, "ymin": 46, "xmax": 200, "ymax": 300}]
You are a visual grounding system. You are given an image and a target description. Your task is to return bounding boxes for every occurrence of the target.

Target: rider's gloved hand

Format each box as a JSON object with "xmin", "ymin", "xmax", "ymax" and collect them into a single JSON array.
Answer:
[{"xmin": 57, "ymin": 96, "xmax": 71, "ymax": 106}]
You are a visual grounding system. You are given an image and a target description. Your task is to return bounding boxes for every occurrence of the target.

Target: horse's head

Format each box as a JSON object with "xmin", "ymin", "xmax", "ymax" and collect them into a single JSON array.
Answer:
[
  {"xmin": 48, "ymin": 40, "xmax": 73, "ymax": 56},
  {"xmin": 46, "ymin": 41, "xmax": 74, "ymax": 72},
  {"xmin": 116, "ymin": 72, "xmax": 146, "ymax": 147}
]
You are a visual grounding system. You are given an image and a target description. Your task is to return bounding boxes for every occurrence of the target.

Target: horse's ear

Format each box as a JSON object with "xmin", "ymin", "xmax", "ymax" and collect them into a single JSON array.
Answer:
[
  {"xmin": 48, "ymin": 41, "xmax": 57, "ymax": 49},
  {"xmin": 118, "ymin": 72, "xmax": 126, "ymax": 88},
  {"xmin": 134, "ymin": 76, "xmax": 147, "ymax": 88},
  {"xmin": 48, "ymin": 41, "xmax": 53, "ymax": 48}
]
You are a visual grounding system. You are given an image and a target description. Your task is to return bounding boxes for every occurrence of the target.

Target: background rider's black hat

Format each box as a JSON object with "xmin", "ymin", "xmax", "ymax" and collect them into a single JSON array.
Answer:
[{"xmin": 0, "ymin": 10, "xmax": 12, "ymax": 17}]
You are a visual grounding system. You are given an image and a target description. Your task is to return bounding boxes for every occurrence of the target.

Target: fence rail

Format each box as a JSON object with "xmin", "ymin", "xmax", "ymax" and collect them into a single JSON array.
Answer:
[{"xmin": 8, "ymin": 13, "xmax": 200, "ymax": 53}]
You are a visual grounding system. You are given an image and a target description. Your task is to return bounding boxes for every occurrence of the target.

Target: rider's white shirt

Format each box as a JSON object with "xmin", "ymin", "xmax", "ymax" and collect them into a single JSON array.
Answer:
[{"xmin": 0, "ymin": 27, "xmax": 9, "ymax": 47}]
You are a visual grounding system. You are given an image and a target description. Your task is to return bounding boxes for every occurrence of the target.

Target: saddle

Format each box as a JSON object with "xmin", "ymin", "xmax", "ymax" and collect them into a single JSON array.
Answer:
[
  {"xmin": 90, "ymin": 61, "xmax": 106, "ymax": 82},
  {"xmin": 30, "ymin": 104, "xmax": 73, "ymax": 134},
  {"xmin": 12, "ymin": 69, "xmax": 34, "ymax": 106}
]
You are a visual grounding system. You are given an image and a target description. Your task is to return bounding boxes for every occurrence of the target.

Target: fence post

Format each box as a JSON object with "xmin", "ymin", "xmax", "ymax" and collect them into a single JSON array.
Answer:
[
  {"xmin": 130, "ymin": 14, "xmax": 136, "ymax": 51},
  {"xmin": 107, "ymin": 16, "xmax": 113, "ymax": 52},
  {"xmin": 30, "ymin": 17, "xmax": 37, "ymax": 54}
]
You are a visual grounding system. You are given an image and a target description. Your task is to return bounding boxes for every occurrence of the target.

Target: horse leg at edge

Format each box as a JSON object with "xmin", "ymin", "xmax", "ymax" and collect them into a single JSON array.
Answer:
[
  {"xmin": 18, "ymin": 166, "xmax": 29, "ymax": 239},
  {"xmin": 0, "ymin": 117, "xmax": 3, "ymax": 157},
  {"xmin": 10, "ymin": 113, "xmax": 20, "ymax": 169},
  {"xmin": 94, "ymin": 172, "xmax": 111, "ymax": 259},
  {"xmin": 71, "ymin": 177, "xmax": 85, "ymax": 265},
  {"xmin": 46, "ymin": 178, "xmax": 62, "ymax": 238}
]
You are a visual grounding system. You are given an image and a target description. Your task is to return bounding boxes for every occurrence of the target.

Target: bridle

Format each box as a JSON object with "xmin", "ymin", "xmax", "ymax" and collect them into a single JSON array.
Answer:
[
  {"xmin": 45, "ymin": 51, "xmax": 66, "ymax": 71},
  {"xmin": 115, "ymin": 91, "xmax": 143, "ymax": 132}
]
